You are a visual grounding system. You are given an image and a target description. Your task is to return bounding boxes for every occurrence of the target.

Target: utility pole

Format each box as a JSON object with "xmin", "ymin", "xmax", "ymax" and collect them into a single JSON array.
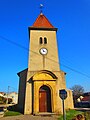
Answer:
[{"xmin": 6, "ymin": 86, "xmax": 10, "ymax": 105}]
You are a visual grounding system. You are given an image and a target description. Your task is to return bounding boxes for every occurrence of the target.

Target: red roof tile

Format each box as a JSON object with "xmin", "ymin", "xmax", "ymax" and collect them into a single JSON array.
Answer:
[
  {"xmin": 81, "ymin": 96, "xmax": 90, "ymax": 101},
  {"xmin": 32, "ymin": 13, "xmax": 54, "ymax": 28}
]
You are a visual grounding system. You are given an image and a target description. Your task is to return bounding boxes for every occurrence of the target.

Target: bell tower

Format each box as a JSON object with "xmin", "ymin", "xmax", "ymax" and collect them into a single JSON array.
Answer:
[{"xmin": 28, "ymin": 13, "xmax": 60, "ymax": 71}]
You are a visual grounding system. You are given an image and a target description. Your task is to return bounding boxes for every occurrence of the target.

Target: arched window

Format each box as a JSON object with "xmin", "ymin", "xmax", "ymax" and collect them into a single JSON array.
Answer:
[
  {"xmin": 44, "ymin": 37, "xmax": 47, "ymax": 44},
  {"xmin": 39, "ymin": 37, "xmax": 43, "ymax": 44}
]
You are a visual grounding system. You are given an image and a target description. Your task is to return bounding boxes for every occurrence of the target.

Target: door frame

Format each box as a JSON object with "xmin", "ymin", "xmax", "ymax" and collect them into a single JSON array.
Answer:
[{"xmin": 39, "ymin": 85, "xmax": 52, "ymax": 112}]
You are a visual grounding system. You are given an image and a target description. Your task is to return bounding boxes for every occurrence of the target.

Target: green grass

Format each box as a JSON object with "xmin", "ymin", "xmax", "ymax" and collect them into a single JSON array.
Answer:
[
  {"xmin": 58, "ymin": 109, "xmax": 84, "ymax": 120},
  {"xmin": 84, "ymin": 111, "xmax": 90, "ymax": 120},
  {"xmin": 4, "ymin": 111, "xmax": 22, "ymax": 117}
]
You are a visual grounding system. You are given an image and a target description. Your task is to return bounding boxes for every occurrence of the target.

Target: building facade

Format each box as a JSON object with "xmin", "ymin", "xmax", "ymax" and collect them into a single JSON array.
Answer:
[
  {"xmin": 17, "ymin": 13, "xmax": 74, "ymax": 114},
  {"xmin": 7, "ymin": 92, "xmax": 18, "ymax": 104}
]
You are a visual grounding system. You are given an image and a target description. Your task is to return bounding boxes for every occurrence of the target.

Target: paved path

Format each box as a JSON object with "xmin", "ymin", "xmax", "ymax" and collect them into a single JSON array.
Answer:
[{"xmin": 0, "ymin": 115, "xmax": 58, "ymax": 120}]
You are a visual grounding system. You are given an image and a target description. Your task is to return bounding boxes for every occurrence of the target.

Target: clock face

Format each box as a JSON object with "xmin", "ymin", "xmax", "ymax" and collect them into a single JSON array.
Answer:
[{"xmin": 40, "ymin": 48, "xmax": 48, "ymax": 55}]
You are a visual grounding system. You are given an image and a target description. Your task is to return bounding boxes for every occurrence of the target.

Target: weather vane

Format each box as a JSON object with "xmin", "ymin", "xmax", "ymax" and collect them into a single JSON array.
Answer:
[{"xmin": 40, "ymin": 4, "xmax": 44, "ymax": 14}]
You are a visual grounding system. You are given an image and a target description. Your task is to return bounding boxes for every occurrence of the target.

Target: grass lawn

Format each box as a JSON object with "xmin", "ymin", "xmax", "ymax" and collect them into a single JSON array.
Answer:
[
  {"xmin": 4, "ymin": 111, "xmax": 22, "ymax": 117},
  {"xmin": 58, "ymin": 109, "xmax": 84, "ymax": 120},
  {"xmin": 84, "ymin": 111, "xmax": 90, "ymax": 120}
]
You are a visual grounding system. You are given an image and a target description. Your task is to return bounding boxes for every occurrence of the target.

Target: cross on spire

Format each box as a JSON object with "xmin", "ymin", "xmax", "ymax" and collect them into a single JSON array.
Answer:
[{"xmin": 40, "ymin": 4, "xmax": 44, "ymax": 14}]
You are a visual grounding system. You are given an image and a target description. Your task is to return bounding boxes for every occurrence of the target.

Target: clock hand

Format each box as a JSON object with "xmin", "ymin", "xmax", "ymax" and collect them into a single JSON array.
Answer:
[{"xmin": 43, "ymin": 49, "xmax": 45, "ymax": 52}]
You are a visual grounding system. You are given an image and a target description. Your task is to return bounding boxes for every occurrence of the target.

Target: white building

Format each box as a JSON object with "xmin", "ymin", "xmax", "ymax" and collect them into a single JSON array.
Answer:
[{"xmin": 7, "ymin": 92, "xmax": 18, "ymax": 104}]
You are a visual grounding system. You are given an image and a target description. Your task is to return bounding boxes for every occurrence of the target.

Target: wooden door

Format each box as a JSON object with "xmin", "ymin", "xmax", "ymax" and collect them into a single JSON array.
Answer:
[{"xmin": 39, "ymin": 91, "xmax": 47, "ymax": 112}]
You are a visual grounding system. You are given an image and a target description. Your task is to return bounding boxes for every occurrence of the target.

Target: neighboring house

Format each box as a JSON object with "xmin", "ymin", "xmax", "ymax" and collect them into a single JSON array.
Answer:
[
  {"xmin": 0, "ymin": 92, "xmax": 7, "ymax": 104},
  {"xmin": 77, "ymin": 96, "xmax": 84, "ymax": 102},
  {"xmin": 81, "ymin": 96, "xmax": 90, "ymax": 102},
  {"xmin": 3, "ymin": 92, "xmax": 18, "ymax": 104},
  {"xmin": 83, "ymin": 92, "xmax": 90, "ymax": 96},
  {"xmin": 0, "ymin": 92, "xmax": 5, "ymax": 96},
  {"xmin": 76, "ymin": 92, "xmax": 90, "ymax": 108},
  {"xmin": 7, "ymin": 92, "xmax": 18, "ymax": 104},
  {"xmin": 0, "ymin": 93, "xmax": 3, "ymax": 97},
  {"xmin": 0, "ymin": 92, "xmax": 18, "ymax": 104}
]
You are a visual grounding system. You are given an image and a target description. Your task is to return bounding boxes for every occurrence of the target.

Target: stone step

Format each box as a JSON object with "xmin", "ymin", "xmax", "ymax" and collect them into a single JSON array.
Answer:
[{"xmin": 34, "ymin": 112, "xmax": 57, "ymax": 116}]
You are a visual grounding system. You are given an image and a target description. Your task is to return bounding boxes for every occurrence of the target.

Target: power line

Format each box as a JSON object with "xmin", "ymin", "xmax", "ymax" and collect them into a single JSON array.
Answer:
[
  {"xmin": 45, "ymin": 56, "xmax": 90, "ymax": 78},
  {"xmin": 0, "ymin": 35, "xmax": 90, "ymax": 79},
  {"xmin": 0, "ymin": 35, "xmax": 40, "ymax": 55},
  {"xmin": 61, "ymin": 63, "xmax": 90, "ymax": 78},
  {"xmin": 0, "ymin": 35, "xmax": 29, "ymax": 51}
]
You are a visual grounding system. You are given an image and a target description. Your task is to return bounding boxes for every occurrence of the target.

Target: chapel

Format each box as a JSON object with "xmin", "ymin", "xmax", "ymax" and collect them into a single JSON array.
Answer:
[{"xmin": 17, "ymin": 12, "xmax": 74, "ymax": 114}]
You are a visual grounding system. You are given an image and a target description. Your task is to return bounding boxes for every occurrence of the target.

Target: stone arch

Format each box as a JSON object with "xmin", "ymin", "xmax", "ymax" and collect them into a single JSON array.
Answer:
[
  {"xmin": 33, "ymin": 70, "xmax": 58, "ymax": 80},
  {"xmin": 40, "ymin": 70, "xmax": 57, "ymax": 79}
]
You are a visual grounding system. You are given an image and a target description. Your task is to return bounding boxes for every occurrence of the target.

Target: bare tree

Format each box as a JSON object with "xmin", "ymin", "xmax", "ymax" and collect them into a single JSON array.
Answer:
[
  {"xmin": 70, "ymin": 85, "xmax": 84, "ymax": 106},
  {"xmin": 70, "ymin": 85, "xmax": 84, "ymax": 96}
]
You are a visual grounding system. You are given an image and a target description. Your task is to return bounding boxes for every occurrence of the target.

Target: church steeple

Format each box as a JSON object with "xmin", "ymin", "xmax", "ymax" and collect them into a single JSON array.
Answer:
[
  {"xmin": 28, "ymin": 13, "xmax": 59, "ymax": 71},
  {"xmin": 32, "ymin": 13, "xmax": 54, "ymax": 28}
]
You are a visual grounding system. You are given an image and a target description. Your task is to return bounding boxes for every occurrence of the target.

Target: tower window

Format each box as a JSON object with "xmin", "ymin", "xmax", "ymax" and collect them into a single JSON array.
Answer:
[
  {"xmin": 44, "ymin": 37, "xmax": 47, "ymax": 44},
  {"xmin": 39, "ymin": 37, "xmax": 43, "ymax": 44}
]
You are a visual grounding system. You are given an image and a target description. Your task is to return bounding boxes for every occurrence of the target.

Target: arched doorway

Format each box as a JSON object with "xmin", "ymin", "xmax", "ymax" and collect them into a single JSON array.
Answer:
[{"xmin": 39, "ymin": 85, "xmax": 52, "ymax": 112}]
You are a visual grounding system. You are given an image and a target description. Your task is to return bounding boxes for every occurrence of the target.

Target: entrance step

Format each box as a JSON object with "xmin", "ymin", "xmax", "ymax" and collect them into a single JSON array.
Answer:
[{"xmin": 34, "ymin": 112, "xmax": 57, "ymax": 116}]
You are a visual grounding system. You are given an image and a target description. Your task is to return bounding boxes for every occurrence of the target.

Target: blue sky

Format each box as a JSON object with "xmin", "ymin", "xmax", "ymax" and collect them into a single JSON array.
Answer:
[{"xmin": 0, "ymin": 0, "xmax": 90, "ymax": 93}]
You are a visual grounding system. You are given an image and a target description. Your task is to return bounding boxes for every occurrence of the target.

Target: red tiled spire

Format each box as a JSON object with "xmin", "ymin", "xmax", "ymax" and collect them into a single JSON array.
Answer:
[{"xmin": 32, "ymin": 13, "xmax": 54, "ymax": 28}]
